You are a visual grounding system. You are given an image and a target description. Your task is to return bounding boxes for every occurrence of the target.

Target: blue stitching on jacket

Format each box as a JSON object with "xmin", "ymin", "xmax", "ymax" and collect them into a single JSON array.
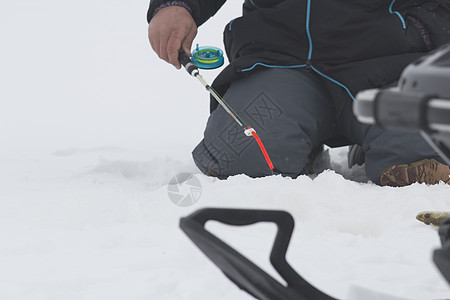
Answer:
[
  {"xmin": 240, "ymin": 64, "xmax": 355, "ymax": 100},
  {"xmin": 241, "ymin": 63, "xmax": 307, "ymax": 72},
  {"xmin": 389, "ymin": 0, "xmax": 406, "ymax": 29},
  {"xmin": 249, "ymin": 0, "xmax": 260, "ymax": 8},
  {"xmin": 305, "ymin": 0, "xmax": 355, "ymax": 101},
  {"xmin": 310, "ymin": 66, "xmax": 355, "ymax": 101},
  {"xmin": 239, "ymin": 0, "xmax": 356, "ymax": 102},
  {"xmin": 229, "ymin": 18, "xmax": 236, "ymax": 31},
  {"xmin": 306, "ymin": 0, "xmax": 313, "ymax": 60}
]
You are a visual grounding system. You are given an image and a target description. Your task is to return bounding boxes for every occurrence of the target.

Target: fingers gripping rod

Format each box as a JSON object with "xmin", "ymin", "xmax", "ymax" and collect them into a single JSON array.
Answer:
[{"xmin": 178, "ymin": 50, "xmax": 274, "ymax": 172}]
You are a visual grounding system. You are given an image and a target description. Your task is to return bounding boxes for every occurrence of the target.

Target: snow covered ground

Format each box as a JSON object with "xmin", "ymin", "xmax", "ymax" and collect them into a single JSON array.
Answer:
[{"xmin": 1, "ymin": 1, "xmax": 449, "ymax": 299}]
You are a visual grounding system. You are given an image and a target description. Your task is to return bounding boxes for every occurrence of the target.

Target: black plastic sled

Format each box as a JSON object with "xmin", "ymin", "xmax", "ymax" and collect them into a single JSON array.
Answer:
[
  {"xmin": 180, "ymin": 208, "xmax": 450, "ymax": 300},
  {"xmin": 180, "ymin": 208, "xmax": 336, "ymax": 300}
]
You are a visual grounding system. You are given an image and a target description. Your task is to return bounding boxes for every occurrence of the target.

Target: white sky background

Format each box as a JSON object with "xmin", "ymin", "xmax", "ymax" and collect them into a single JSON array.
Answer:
[{"xmin": 0, "ymin": 0, "xmax": 241, "ymax": 156}]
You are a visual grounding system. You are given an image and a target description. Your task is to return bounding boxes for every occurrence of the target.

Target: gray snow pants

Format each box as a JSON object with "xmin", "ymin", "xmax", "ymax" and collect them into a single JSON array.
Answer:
[{"xmin": 192, "ymin": 68, "xmax": 442, "ymax": 184}]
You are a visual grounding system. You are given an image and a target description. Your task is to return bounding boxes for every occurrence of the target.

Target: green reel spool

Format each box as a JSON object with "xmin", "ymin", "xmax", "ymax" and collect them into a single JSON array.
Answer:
[{"xmin": 191, "ymin": 45, "xmax": 224, "ymax": 69}]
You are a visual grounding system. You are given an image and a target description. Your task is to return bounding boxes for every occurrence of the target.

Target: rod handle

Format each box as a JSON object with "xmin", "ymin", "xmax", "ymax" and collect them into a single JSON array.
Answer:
[{"xmin": 178, "ymin": 50, "xmax": 198, "ymax": 76}]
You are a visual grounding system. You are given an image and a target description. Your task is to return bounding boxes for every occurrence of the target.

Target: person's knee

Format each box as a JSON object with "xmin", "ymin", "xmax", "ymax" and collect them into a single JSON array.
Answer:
[
  {"xmin": 192, "ymin": 134, "xmax": 314, "ymax": 179},
  {"xmin": 192, "ymin": 68, "xmax": 331, "ymax": 178},
  {"xmin": 192, "ymin": 137, "xmax": 275, "ymax": 178},
  {"xmin": 192, "ymin": 139, "xmax": 234, "ymax": 178}
]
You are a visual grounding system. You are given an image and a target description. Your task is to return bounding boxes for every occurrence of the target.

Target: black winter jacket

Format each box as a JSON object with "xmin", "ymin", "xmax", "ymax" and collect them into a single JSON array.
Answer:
[{"xmin": 148, "ymin": 0, "xmax": 450, "ymax": 112}]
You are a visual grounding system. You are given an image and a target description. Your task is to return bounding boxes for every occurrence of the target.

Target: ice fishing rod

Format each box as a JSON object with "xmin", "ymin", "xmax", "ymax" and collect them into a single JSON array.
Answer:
[{"xmin": 178, "ymin": 48, "xmax": 274, "ymax": 172}]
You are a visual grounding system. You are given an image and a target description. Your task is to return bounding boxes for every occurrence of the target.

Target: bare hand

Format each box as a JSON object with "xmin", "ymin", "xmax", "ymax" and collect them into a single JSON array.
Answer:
[{"xmin": 148, "ymin": 6, "xmax": 197, "ymax": 69}]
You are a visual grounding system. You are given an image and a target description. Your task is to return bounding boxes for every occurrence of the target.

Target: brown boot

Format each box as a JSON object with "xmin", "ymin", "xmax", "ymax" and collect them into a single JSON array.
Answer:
[{"xmin": 380, "ymin": 158, "xmax": 450, "ymax": 187}]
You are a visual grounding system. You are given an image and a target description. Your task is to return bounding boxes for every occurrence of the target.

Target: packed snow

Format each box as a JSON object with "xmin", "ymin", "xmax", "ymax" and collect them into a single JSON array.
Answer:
[{"xmin": 1, "ymin": 1, "xmax": 449, "ymax": 299}]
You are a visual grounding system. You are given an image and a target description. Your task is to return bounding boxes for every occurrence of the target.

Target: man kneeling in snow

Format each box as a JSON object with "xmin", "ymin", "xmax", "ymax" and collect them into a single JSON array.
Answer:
[{"xmin": 147, "ymin": 0, "xmax": 450, "ymax": 186}]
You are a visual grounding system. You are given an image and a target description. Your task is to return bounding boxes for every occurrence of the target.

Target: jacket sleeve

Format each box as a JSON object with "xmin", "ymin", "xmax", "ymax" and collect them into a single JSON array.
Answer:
[{"xmin": 147, "ymin": 0, "xmax": 227, "ymax": 26}]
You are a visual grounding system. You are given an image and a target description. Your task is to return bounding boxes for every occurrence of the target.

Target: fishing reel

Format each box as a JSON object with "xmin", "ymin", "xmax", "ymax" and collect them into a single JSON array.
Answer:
[
  {"xmin": 353, "ymin": 43, "xmax": 450, "ymax": 165},
  {"xmin": 190, "ymin": 45, "xmax": 224, "ymax": 69}
]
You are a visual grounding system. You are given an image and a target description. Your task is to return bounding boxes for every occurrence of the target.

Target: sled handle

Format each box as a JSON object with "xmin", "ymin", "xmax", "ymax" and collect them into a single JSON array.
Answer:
[
  {"xmin": 185, "ymin": 208, "xmax": 295, "ymax": 279},
  {"xmin": 180, "ymin": 208, "xmax": 336, "ymax": 300}
]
